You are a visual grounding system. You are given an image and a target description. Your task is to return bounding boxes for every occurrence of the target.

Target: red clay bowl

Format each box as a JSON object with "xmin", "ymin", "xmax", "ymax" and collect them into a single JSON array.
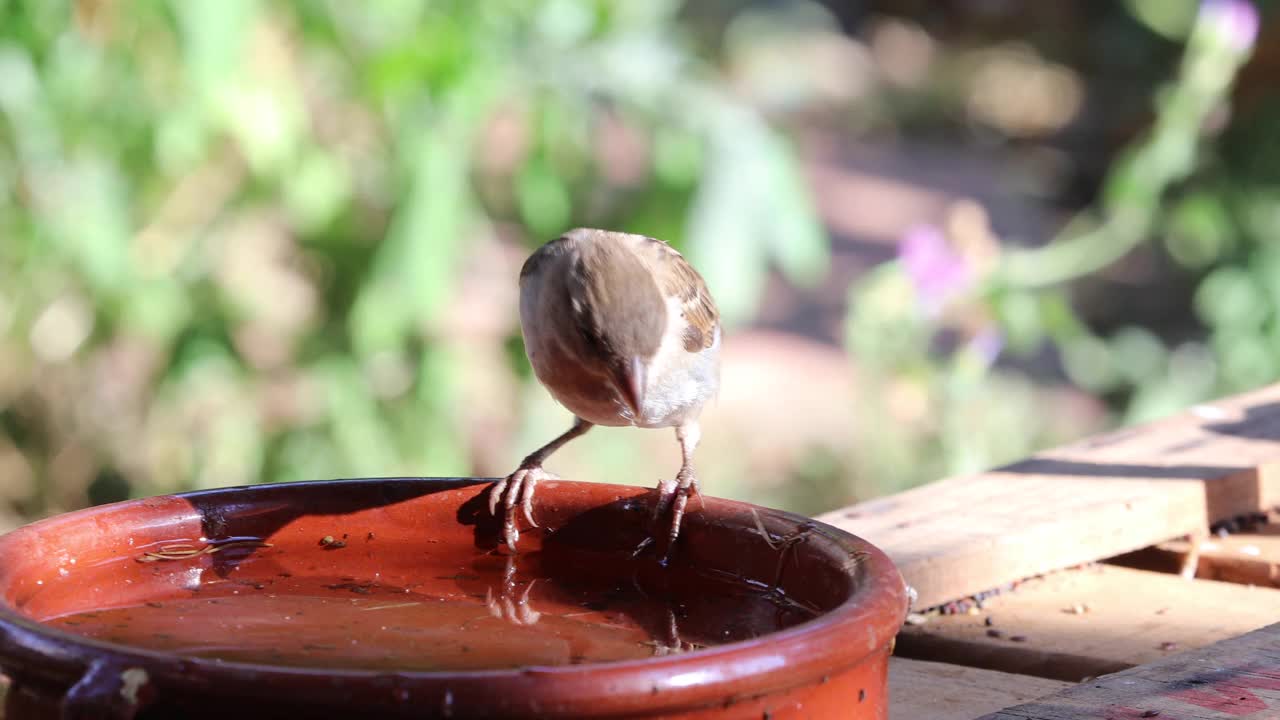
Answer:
[{"xmin": 0, "ymin": 478, "xmax": 907, "ymax": 719}]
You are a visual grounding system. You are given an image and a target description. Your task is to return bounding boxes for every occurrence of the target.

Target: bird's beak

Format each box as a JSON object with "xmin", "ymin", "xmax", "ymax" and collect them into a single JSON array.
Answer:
[{"xmin": 614, "ymin": 356, "xmax": 646, "ymax": 420}]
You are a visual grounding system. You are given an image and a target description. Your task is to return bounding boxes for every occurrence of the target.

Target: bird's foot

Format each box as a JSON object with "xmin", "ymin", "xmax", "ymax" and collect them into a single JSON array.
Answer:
[
  {"xmin": 650, "ymin": 474, "xmax": 702, "ymax": 521},
  {"xmin": 650, "ymin": 477, "xmax": 678, "ymax": 523},
  {"xmin": 489, "ymin": 463, "xmax": 558, "ymax": 551},
  {"xmin": 648, "ymin": 469, "xmax": 698, "ymax": 563}
]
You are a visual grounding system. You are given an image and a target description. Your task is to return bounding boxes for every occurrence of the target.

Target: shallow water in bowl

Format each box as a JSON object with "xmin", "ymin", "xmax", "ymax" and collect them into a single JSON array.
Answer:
[{"xmin": 37, "ymin": 542, "xmax": 818, "ymax": 671}]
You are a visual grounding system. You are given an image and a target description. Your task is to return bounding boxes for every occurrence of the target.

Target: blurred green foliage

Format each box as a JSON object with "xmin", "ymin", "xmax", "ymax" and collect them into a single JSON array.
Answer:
[
  {"xmin": 997, "ymin": 0, "xmax": 1268, "ymax": 423},
  {"xmin": 0, "ymin": 0, "xmax": 1274, "ymax": 525},
  {"xmin": 844, "ymin": 0, "xmax": 1270, "ymax": 494},
  {"xmin": 0, "ymin": 0, "xmax": 824, "ymax": 521}
]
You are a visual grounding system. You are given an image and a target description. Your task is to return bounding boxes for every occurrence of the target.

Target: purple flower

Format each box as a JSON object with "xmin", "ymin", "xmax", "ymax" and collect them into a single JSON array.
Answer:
[
  {"xmin": 899, "ymin": 224, "xmax": 971, "ymax": 315},
  {"xmin": 968, "ymin": 328, "xmax": 1005, "ymax": 366},
  {"xmin": 1199, "ymin": 0, "xmax": 1259, "ymax": 52}
]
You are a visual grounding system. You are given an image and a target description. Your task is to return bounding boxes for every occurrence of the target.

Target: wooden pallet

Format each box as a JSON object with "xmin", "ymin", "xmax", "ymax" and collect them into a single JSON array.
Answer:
[{"xmin": 825, "ymin": 383, "xmax": 1280, "ymax": 719}]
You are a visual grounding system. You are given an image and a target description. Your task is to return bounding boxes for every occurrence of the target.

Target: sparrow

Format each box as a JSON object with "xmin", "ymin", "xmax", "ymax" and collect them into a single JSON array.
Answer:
[{"xmin": 489, "ymin": 227, "xmax": 721, "ymax": 558}]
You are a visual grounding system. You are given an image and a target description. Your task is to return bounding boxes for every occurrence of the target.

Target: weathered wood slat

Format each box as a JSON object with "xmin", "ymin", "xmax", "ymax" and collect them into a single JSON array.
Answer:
[
  {"xmin": 819, "ymin": 384, "xmax": 1280, "ymax": 609},
  {"xmin": 888, "ymin": 658, "xmax": 1070, "ymax": 720},
  {"xmin": 1110, "ymin": 524, "xmax": 1280, "ymax": 588},
  {"xmin": 979, "ymin": 621, "xmax": 1280, "ymax": 720},
  {"xmin": 895, "ymin": 565, "xmax": 1280, "ymax": 683}
]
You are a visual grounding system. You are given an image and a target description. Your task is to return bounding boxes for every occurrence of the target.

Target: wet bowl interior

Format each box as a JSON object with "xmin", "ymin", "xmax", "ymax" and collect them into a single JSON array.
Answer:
[{"xmin": 0, "ymin": 478, "xmax": 907, "ymax": 719}]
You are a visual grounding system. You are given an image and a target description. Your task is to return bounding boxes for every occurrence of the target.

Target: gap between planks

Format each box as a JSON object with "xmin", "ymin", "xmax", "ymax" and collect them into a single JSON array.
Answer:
[
  {"xmin": 1109, "ymin": 517, "xmax": 1280, "ymax": 588},
  {"xmin": 819, "ymin": 383, "xmax": 1280, "ymax": 610},
  {"xmin": 894, "ymin": 564, "xmax": 1280, "ymax": 683}
]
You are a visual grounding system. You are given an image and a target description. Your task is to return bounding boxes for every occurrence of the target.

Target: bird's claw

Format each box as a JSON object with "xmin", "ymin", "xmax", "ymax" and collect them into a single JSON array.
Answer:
[
  {"xmin": 489, "ymin": 464, "xmax": 558, "ymax": 552},
  {"xmin": 648, "ymin": 470, "xmax": 699, "ymax": 562},
  {"xmin": 650, "ymin": 477, "xmax": 677, "ymax": 523}
]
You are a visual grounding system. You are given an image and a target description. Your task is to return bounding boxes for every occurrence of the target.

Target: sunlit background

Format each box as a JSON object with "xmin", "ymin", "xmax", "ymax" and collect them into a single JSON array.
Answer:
[{"xmin": 0, "ymin": 0, "xmax": 1274, "ymax": 529}]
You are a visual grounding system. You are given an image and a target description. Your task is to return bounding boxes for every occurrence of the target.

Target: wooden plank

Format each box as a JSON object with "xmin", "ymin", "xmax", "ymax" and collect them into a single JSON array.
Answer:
[
  {"xmin": 818, "ymin": 383, "xmax": 1280, "ymax": 609},
  {"xmin": 820, "ymin": 473, "xmax": 1205, "ymax": 612},
  {"xmin": 1109, "ymin": 522, "xmax": 1280, "ymax": 589},
  {"xmin": 888, "ymin": 658, "xmax": 1070, "ymax": 720},
  {"xmin": 979, "ymin": 622, "xmax": 1280, "ymax": 720},
  {"xmin": 896, "ymin": 565, "xmax": 1280, "ymax": 682}
]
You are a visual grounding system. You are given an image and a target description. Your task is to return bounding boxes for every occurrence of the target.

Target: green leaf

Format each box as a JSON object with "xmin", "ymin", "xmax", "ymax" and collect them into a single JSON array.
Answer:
[
  {"xmin": 171, "ymin": 0, "xmax": 255, "ymax": 102},
  {"xmin": 992, "ymin": 289, "xmax": 1045, "ymax": 354},
  {"xmin": 1123, "ymin": 0, "xmax": 1198, "ymax": 40},
  {"xmin": 685, "ymin": 129, "xmax": 766, "ymax": 328},
  {"xmin": 652, "ymin": 127, "xmax": 702, "ymax": 186},
  {"xmin": 1166, "ymin": 191, "xmax": 1233, "ymax": 268},
  {"xmin": 1061, "ymin": 334, "xmax": 1118, "ymax": 392},
  {"xmin": 353, "ymin": 74, "xmax": 495, "ymax": 354},
  {"xmin": 318, "ymin": 358, "xmax": 398, "ymax": 475},
  {"xmin": 348, "ymin": 280, "xmax": 413, "ymax": 358},
  {"xmin": 274, "ymin": 429, "xmax": 342, "ymax": 484},
  {"xmin": 413, "ymin": 345, "xmax": 469, "ymax": 475},
  {"xmin": 1214, "ymin": 330, "xmax": 1277, "ymax": 392},
  {"xmin": 760, "ymin": 136, "xmax": 828, "ymax": 287},
  {"xmin": 517, "ymin": 154, "xmax": 572, "ymax": 238},
  {"xmin": 684, "ymin": 93, "xmax": 826, "ymax": 326},
  {"xmin": 1124, "ymin": 343, "xmax": 1217, "ymax": 424},
  {"xmin": 285, "ymin": 150, "xmax": 352, "ymax": 233},
  {"xmin": 52, "ymin": 155, "xmax": 134, "ymax": 293},
  {"xmin": 120, "ymin": 278, "xmax": 192, "ymax": 342},
  {"xmin": 1109, "ymin": 326, "xmax": 1167, "ymax": 386},
  {"xmin": 1194, "ymin": 266, "xmax": 1267, "ymax": 330}
]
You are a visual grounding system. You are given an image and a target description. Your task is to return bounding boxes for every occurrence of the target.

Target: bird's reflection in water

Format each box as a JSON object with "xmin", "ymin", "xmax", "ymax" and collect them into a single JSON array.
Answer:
[
  {"xmin": 484, "ymin": 554, "xmax": 697, "ymax": 656},
  {"xmin": 485, "ymin": 554, "xmax": 541, "ymax": 626},
  {"xmin": 477, "ymin": 552, "xmax": 803, "ymax": 659},
  {"xmin": 45, "ymin": 541, "xmax": 819, "ymax": 670}
]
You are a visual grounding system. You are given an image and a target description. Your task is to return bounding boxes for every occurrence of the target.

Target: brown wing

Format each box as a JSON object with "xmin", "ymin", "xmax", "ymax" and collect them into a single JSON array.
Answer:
[{"xmin": 636, "ymin": 236, "xmax": 719, "ymax": 353}]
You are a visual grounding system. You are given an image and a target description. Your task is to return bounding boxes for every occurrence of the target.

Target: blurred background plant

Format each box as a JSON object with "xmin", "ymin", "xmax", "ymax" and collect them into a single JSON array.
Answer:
[{"xmin": 0, "ymin": 0, "xmax": 1273, "ymax": 527}]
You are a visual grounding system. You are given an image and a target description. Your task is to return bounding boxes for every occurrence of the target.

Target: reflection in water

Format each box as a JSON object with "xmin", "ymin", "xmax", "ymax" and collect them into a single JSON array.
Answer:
[
  {"xmin": 485, "ymin": 555, "xmax": 541, "ymax": 626},
  {"xmin": 648, "ymin": 607, "xmax": 698, "ymax": 657},
  {"xmin": 39, "ymin": 541, "xmax": 818, "ymax": 671},
  {"xmin": 481, "ymin": 555, "xmax": 708, "ymax": 656}
]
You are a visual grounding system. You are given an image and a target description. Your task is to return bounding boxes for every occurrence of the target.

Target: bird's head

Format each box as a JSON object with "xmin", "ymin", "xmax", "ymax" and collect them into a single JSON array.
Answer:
[{"xmin": 564, "ymin": 230, "xmax": 665, "ymax": 419}]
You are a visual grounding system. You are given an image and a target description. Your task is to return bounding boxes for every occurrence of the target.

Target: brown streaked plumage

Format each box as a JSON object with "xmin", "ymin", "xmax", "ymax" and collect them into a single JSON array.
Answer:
[
  {"xmin": 490, "ymin": 228, "xmax": 722, "ymax": 559},
  {"xmin": 650, "ymin": 243, "xmax": 719, "ymax": 350}
]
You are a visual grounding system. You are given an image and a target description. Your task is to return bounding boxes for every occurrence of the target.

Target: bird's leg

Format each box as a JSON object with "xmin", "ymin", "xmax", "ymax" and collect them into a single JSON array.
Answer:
[
  {"xmin": 652, "ymin": 421, "xmax": 701, "ymax": 560},
  {"xmin": 490, "ymin": 417, "xmax": 593, "ymax": 551}
]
